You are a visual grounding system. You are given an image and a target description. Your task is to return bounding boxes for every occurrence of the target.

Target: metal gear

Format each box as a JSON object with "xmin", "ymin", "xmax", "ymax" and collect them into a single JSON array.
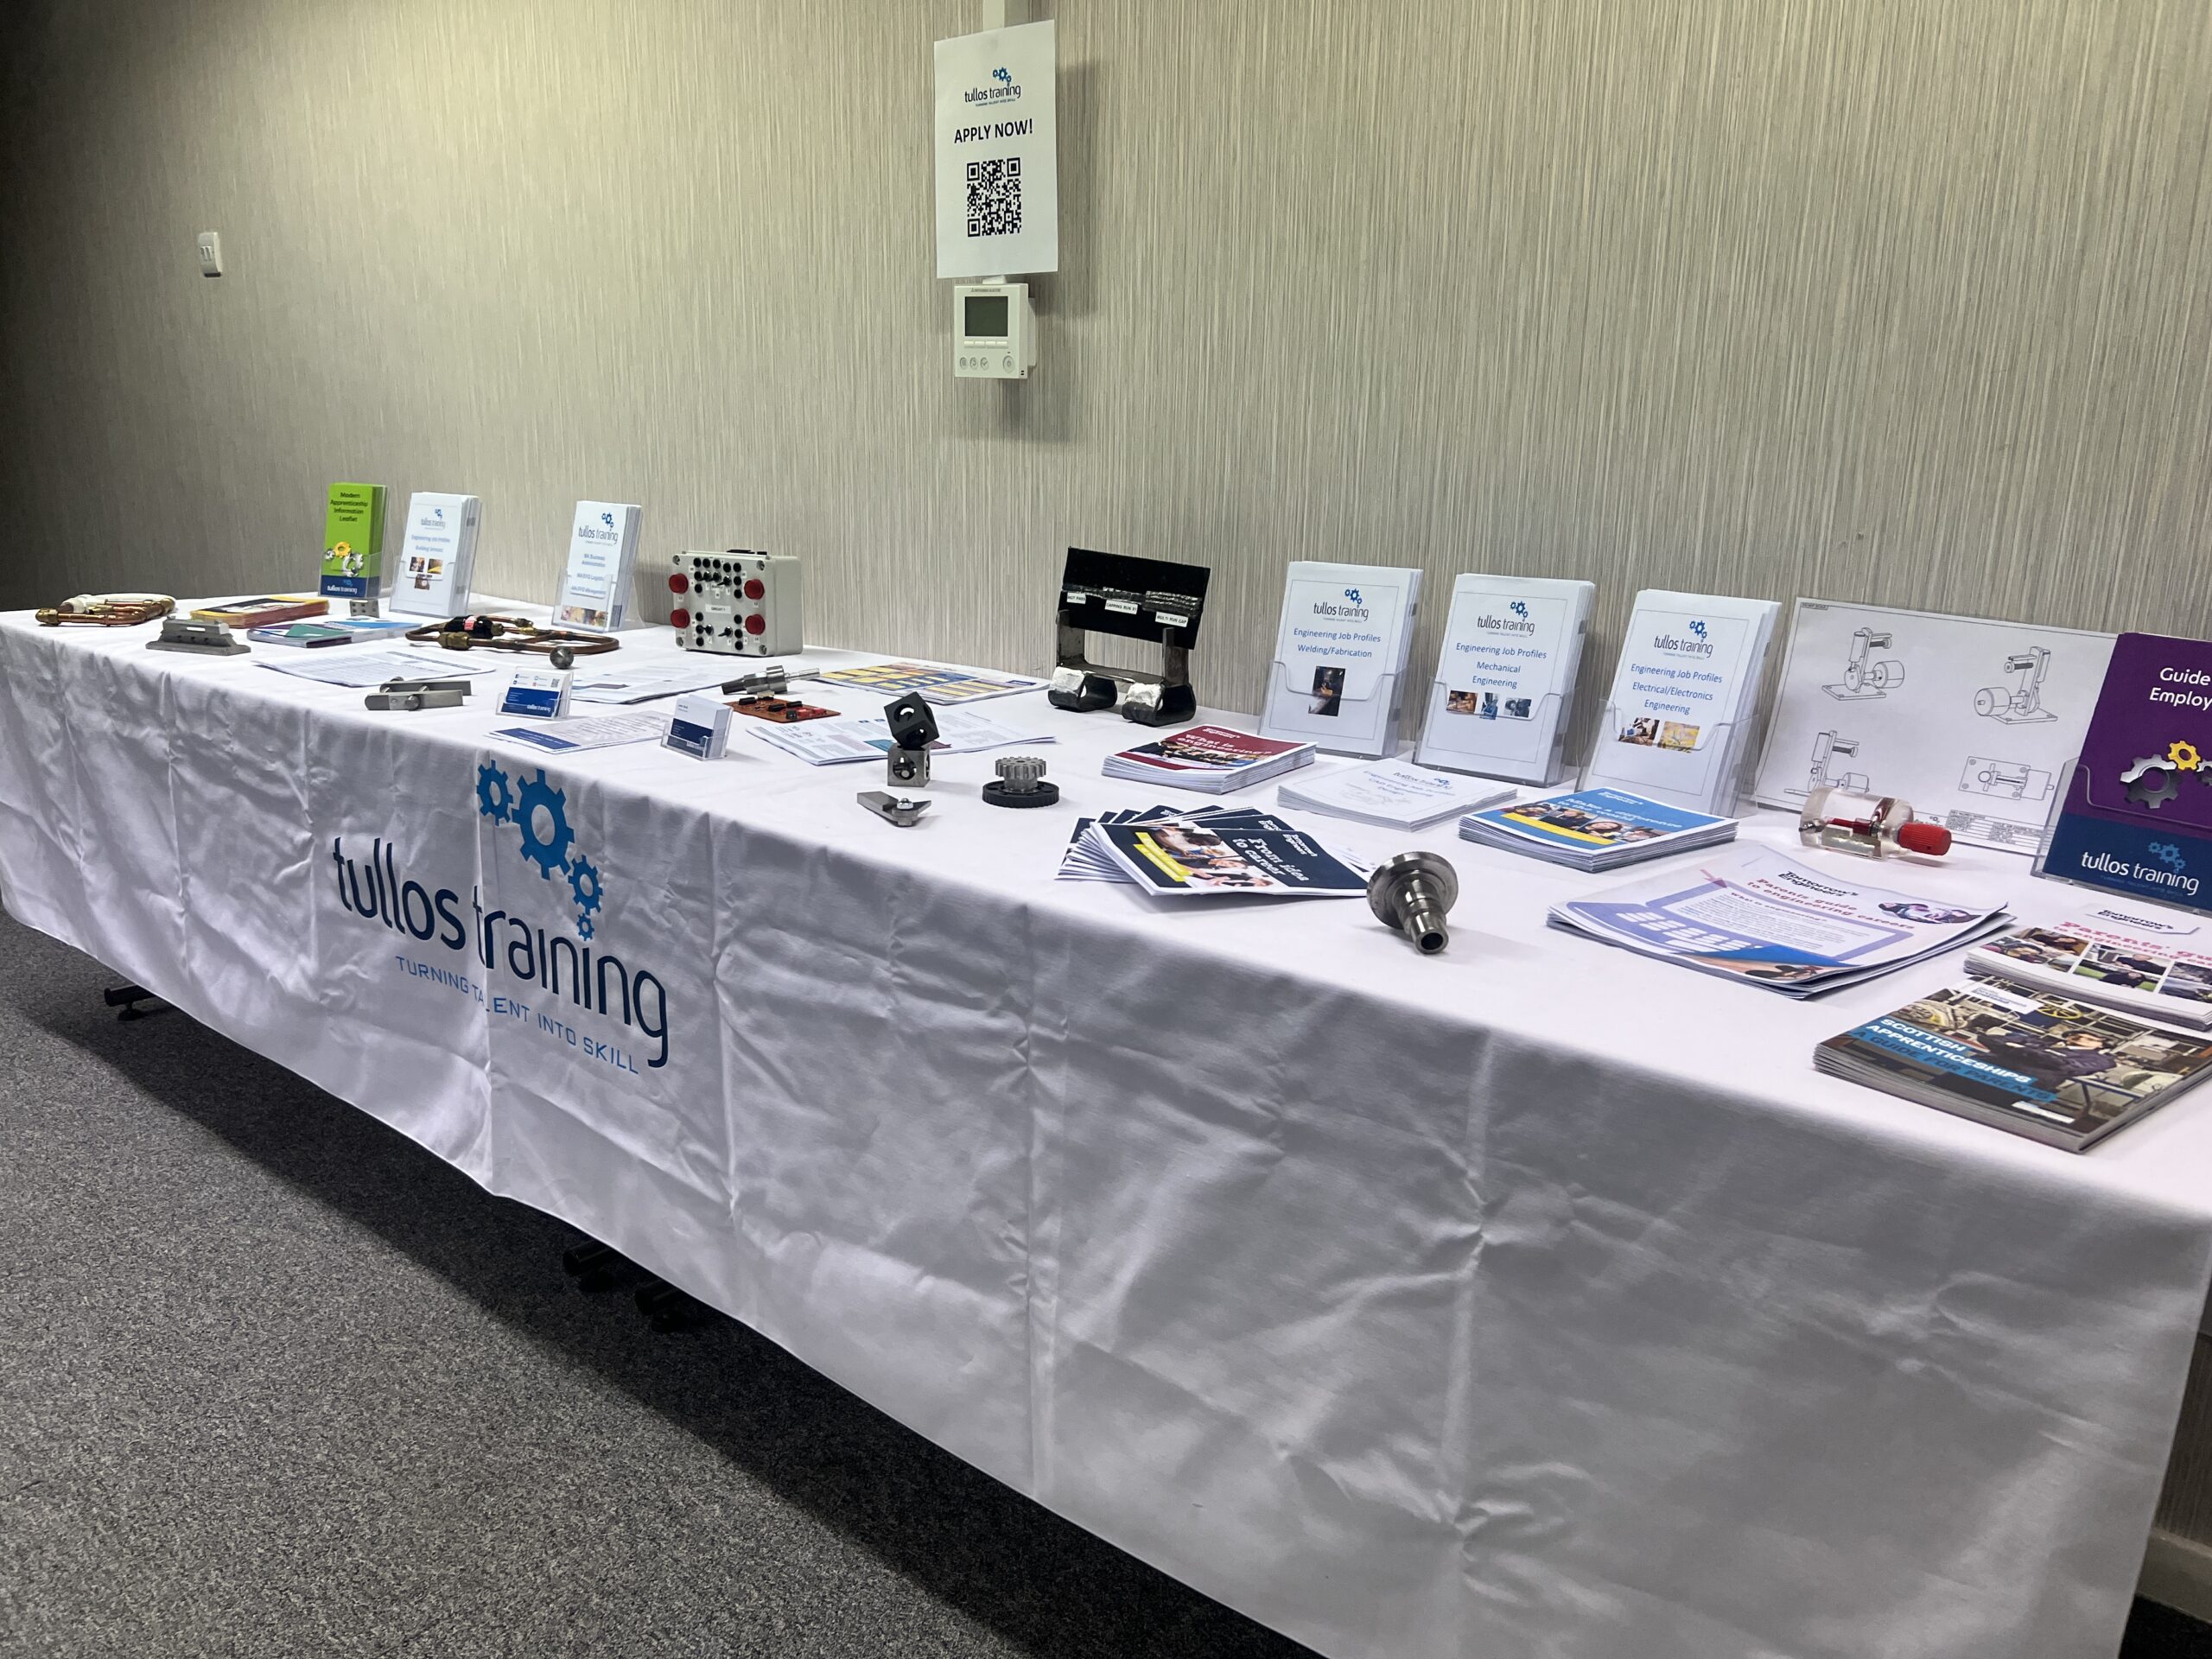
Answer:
[
  {"xmin": 475, "ymin": 762, "xmax": 516, "ymax": 823},
  {"xmin": 2171, "ymin": 740, "xmax": 2202, "ymax": 772},
  {"xmin": 2124, "ymin": 755, "xmax": 2182, "ymax": 810},
  {"xmin": 567, "ymin": 855, "xmax": 603, "ymax": 918},
  {"xmin": 512, "ymin": 768, "xmax": 576, "ymax": 877}
]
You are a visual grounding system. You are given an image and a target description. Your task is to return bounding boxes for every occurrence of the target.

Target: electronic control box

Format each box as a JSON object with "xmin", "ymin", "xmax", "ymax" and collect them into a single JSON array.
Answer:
[
  {"xmin": 954, "ymin": 283, "xmax": 1036, "ymax": 380},
  {"xmin": 669, "ymin": 550, "xmax": 804, "ymax": 657}
]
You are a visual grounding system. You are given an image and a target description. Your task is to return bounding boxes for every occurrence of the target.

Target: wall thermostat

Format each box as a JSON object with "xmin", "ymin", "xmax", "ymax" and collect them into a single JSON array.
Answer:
[
  {"xmin": 669, "ymin": 550, "xmax": 804, "ymax": 656},
  {"xmin": 954, "ymin": 283, "xmax": 1035, "ymax": 379}
]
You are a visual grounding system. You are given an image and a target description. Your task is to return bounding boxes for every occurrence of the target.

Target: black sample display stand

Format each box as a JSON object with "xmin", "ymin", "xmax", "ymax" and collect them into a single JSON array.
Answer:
[{"xmin": 1047, "ymin": 547, "xmax": 1210, "ymax": 727}]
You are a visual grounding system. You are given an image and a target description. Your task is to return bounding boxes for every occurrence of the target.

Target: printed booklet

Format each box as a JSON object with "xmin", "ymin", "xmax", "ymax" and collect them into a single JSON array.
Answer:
[
  {"xmin": 2040, "ymin": 631, "xmax": 2212, "ymax": 913},
  {"xmin": 1065, "ymin": 807, "xmax": 1369, "ymax": 899},
  {"xmin": 1966, "ymin": 903, "xmax": 2212, "ymax": 1030},
  {"xmin": 1816, "ymin": 980, "xmax": 2212, "ymax": 1151},
  {"xmin": 1460, "ymin": 786, "xmax": 1736, "ymax": 871},
  {"xmin": 1103, "ymin": 725, "xmax": 1317, "ymax": 795},
  {"xmin": 1581, "ymin": 589, "xmax": 1780, "ymax": 816},
  {"xmin": 1414, "ymin": 574, "xmax": 1594, "ymax": 785},
  {"xmin": 1257, "ymin": 561, "xmax": 1422, "ymax": 759},
  {"xmin": 1549, "ymin": 847, "xmax": 2013, "ymax": 995},
  {"xmin": 387, "ymin": 491, "xmax": 483, "ymax": 620},
  {"xmin": 248, "ymin": 617, "xmax": 415, "ymax": 648},
  {"xmin": 1277, "ymin": 757, "xmax": 1515, "ymax": 830}
]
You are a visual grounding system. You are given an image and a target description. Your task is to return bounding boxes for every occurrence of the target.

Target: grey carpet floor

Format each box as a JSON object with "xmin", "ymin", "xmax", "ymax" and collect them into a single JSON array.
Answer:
[{"xmin": 0, "ymin": 905, "xmax": 2199, "ymax": 1659}]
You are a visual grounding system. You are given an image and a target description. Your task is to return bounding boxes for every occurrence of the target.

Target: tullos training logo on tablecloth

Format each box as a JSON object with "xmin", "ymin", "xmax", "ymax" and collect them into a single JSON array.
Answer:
[
  {"xmin": 476, "ymin": 762, "xmax": 602, "ymax": 938},
  {"xmin": 326, "ymin": 764, "xmax": 668, "ymax": 1071}
]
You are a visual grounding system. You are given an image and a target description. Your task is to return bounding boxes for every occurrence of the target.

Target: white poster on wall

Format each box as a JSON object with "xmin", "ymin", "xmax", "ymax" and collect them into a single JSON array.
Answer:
[
  {"xmin": 1751, "ymin": 598, "xmax": 2117, "ymax": 854},
  {"xmin": 934, "ymin": 21, "xmax": 1058, "ymax": 279}
]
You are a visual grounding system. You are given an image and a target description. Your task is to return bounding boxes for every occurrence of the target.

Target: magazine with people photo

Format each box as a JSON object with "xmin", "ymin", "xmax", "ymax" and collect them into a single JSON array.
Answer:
[
  {"xmin": 1459, "ymin": 786, "xmax": 1738, "ymax": 871},
  {"xmin": 1082, "ymin": 812, "xmax": 1368, "ymax": 899},
  {"xmin": 1816, "ymin": 981, "xmax": 2212, "ymax": 1151},
  {"xmin": 1967, "ymin": 904, "xmax": 2212, "ymax": 1030},
  {"xmin": 1102, "ymin": 725, "xmax": 1317, "ymax": 794}
]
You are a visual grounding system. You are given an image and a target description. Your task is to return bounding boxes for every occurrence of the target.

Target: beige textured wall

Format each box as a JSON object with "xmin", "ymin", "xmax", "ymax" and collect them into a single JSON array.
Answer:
[{"xmin": 5, "ymin": 0, "xmax": 2212, "ymax": 742}]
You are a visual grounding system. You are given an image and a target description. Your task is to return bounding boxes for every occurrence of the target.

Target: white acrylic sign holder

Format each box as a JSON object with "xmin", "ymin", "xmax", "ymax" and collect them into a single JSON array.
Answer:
[
  {"xmin": 1580, "ymin": 702, "xmax": 1755, "ymax": 817},
  {"xmin": 1259, "ymin": 658, "xmax": 1408, "ymax": 760}
]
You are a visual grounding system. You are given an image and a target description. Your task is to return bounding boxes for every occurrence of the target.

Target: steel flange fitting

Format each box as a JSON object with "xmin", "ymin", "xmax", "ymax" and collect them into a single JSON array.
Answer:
[{"xmin": 1367, "ymin": 850, "xmax": 1460, "ymax": 956}]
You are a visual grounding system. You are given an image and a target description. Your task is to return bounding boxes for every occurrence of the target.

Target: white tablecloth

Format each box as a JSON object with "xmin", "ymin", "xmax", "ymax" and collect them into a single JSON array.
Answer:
[{"xmin": 3, "ymin": 609, "xmax": 2207, "ymax": 1659}]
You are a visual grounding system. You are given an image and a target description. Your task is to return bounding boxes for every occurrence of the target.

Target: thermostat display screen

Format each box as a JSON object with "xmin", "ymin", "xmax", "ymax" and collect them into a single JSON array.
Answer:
[{"xmin": 963, "ymin": 295, "xmax": 1009, "ymax": 340}]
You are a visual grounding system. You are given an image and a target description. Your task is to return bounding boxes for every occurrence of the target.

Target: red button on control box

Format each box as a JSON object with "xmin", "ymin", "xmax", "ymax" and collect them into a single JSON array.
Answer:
[
  {"xmin": 743, "ymin": 578, "xmax": 766, "ymax": 601},
  {"xmin": 670, "ymin": 607, "xmax": 690, "ymax": 630},
  {"xmin": 668, "ymin": 573, "xmax": 689, "ymax": 594},
  {"xmin": 744, "ymin": 613, "xmax": 766, "ymax": 635}
]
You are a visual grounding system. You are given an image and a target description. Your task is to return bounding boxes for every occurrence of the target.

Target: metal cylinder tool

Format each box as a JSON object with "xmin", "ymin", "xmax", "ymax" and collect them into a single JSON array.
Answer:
[{"xmin": 1367, "ymin": 851, "xmax": 1459, "ymax": 956}]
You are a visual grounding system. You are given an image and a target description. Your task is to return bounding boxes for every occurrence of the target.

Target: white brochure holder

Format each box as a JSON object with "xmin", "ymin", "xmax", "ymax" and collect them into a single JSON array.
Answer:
[
  {"xmin": 1581, "ymin": 702, "xmax": 1754, "ymax": 817},
  {"xmin": 1412, "ymin": 575, "xmax": 1593, "ymax": 786},
  {"xmin": 1257, "ymin": 562, "xmax": 1422, "ymax": 760},
  {"xmin": 1258, "ymin": 657, "xmax": 1411, "ymax": 760}
]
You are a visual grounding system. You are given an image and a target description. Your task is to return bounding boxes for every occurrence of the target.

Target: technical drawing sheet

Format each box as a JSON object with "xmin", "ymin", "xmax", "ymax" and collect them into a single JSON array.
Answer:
[{"xmin": 1751, "ymin": 599, "xmax": 2116, "ymax": 853}]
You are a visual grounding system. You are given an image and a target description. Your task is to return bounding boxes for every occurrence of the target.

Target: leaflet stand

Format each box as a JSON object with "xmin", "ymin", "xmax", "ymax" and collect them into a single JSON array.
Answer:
[
  {"xmin": 2032, "ymin": 755, "xmax": 2212, "ymax": 915},
  {"xmin": 2031, "ymin": 757, "xmax": 2085, "ymax": 887},
  {"xmin": 1414, "ymin": 685, "xmax": 1569, "ymax": 785},
  {"xmin": 1048, "ymin": 547, "xmax": 1210, "ymax": 728},
  {"xmin": 1580, "ymin": 702, "xmax": 1754, "ymax": 816},
  {"xmin": 1260, "ymin": 658, "xmax": 1408, "ymax": 759}
]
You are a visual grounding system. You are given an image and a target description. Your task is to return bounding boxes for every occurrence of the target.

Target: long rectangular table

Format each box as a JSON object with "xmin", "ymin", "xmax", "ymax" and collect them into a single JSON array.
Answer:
[{"xmin": 3, "ymin": 607, "xmax": 2207, "ymax": 1659}]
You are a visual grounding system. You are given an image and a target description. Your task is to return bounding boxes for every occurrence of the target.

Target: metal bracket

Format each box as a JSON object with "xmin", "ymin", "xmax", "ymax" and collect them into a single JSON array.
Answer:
[
  {"xmin": 857, "ymin": 791, "xmax": 932, "ymax": 827},
  {"xmin": 365, "ymin": 677, "xmax": 472, "ymax": 711}
]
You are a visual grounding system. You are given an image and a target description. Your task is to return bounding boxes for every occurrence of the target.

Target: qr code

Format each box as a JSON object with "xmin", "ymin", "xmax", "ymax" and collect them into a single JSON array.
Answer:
[{"xmin": 966, "ymin": 156, "xmax": 1022, "ymax": 238}]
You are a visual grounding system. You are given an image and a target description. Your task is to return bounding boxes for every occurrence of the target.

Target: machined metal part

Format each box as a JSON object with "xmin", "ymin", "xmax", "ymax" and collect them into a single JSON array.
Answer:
[
  {"xmin": 857, "ymin": 791, "xmax": 931, "ymax": 827},
  {"xmin": 365, "ymin": 677, "xmax": 472, "ymax": 711},
  {"xmin": 378, "ymin": 677, "xmax": 473, "ymax": 696},
  {"xmin": 884, "ymin": 693, "xmax": 938, "ymax": 789},
  {"xmin": 365, "ymin": 689, "xmax": 468, "ymax": 711},
  {"xmin": 146, "ymin": 619, "xmax": 248, "ymax": 656},
  {"xmin": 1367, "ymin": 850, "xmax": 1460, "ymax": 956},
  {"xmin": 2124, "ymin": 755, "xmax": 2182, "ymax": 810},
  {"xmin": 721, "ymin": 664, "xmax": 791, "ymax": 698},
  {"xmin": 982, "ymin": 754, "xmax": 1060, "ymax": 809}
]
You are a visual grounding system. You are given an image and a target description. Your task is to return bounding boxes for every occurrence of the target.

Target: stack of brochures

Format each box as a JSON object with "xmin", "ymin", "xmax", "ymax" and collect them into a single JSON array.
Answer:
[
  {"xmin": 1277, "ymin": 758, "xmax": 1515, "ymax": 831},
  {"xmin": 1459, "ymin": 786, "xmax": 1736, "ymax": 871},
  {"xmin": 1817, "ymin": 981, "xmax": 2212, "ymax": 1151},
  {"xmin": 1966, "ymin": 905, "xmax": 2212, "ymax": 1031},
  {"xmin": 248, "ymin": 617, "xmax": 415, "ymax": 648},
  {"xmin": 1548, "ymin": 847, "xmax": 2013, "ymax": 996},
  {"xmin": 1102, "ymin": 725, "xmax": 1317, "ymax": 795},
  {"xmin": 1057, "ymin": 804, "xmax": 1368, "ymax": 899}
]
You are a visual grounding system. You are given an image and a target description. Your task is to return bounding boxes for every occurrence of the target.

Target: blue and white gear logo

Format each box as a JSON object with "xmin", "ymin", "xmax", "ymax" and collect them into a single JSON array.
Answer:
[
  {"xmin": 1689, "ymin": 620, "xmax": 1708, "ymax": 641},
  {"xmin": 2152, "ymin": 842, "xmax": 2189, "ymax": 873},
  {"xmin": 474, "ymin": 760, "xmax": 605, "ymax": 937},
  {"xmin": 476, "ymin": 762, "xmax": 516, "ymax": 823},
  {"xmin": 568, "ymin": 855, "xmax": 603, "ymax": 918},
  {"xmin": 513, "ymin": 770, "xmax": 575, "ymax": 878}
]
